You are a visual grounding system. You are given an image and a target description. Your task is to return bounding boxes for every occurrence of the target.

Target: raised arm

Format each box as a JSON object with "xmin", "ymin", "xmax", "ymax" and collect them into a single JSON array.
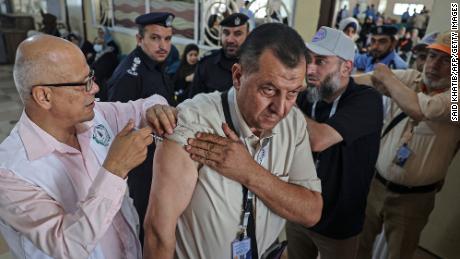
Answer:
[{"xmin": 143, "ymin": 140, "xmax": 198, "ymax": 259}]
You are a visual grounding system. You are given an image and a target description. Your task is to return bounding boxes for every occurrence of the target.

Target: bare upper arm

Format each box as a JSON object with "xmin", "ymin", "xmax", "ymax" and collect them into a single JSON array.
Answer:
[
  {"xmin": 145, "ymin": 139, "xmax": 199, "ymax": 231},
  {"xmin": 305, "ymin": 116, "xmax": 343, "ymax": 152}
]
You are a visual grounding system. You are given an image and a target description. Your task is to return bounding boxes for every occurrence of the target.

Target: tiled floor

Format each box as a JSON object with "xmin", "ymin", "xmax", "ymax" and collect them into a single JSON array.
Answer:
[{"xmin": 0, "ymin": 64, "xmax": 440, "ymax": 258}]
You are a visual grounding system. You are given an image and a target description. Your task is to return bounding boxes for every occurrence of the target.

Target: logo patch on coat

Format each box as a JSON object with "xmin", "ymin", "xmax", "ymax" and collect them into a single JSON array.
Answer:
[{"xmin": 92, "ymin": 124, "xmax": 111, "ymax": 146}]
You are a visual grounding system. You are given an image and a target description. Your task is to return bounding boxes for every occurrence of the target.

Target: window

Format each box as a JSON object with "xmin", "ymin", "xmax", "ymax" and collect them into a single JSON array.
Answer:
[{"xmin": 393, "ymin": 3, "xmax": 424, "ymax": 16}]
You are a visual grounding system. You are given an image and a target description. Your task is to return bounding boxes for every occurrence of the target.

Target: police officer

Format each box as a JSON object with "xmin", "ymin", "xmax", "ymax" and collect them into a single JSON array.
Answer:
[
  {"xmin": 107, "ymin": 12, "xmax": 175, "ymax": 104},
  {"xmin": 106, "ymin": 12, "xmax": 175, "ymax": 245},
  {"xmin": 354, "ymin": 25, "xmax": 408, "ymax": 72},
  {"xmin": 189, "ymin": 13, "xmax": 249, "ymax": 98}
]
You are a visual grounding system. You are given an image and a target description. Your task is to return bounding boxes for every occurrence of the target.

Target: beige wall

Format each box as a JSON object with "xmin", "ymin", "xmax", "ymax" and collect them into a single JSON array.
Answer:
[
  {"xmin": 425, "ymin": 0, "xmax": 451, "ymax": 33},
  {"xmin": 293, "ymin": 0, "xmax": 321, "ymax": 41}
]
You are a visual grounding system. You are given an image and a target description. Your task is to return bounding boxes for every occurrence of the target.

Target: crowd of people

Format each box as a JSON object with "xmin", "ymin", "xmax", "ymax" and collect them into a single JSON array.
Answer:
[
  {"xmin": 0, "ymin": 4, "xmax": 457, "ymax": 259},
  {"xmin": 335, "ymin": 3, "xmax": 431, "ymax": 68}
]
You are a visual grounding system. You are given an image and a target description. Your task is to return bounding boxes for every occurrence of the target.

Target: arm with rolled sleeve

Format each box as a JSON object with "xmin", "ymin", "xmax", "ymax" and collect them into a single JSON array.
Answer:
[
  {"xmin": 418, "ymin": 90, "xmax": 457, "ymax": 122},
  {"xmin": 0, "ymin": 167, "xmax": 126, "ymax": 258},
  {"xmin": 143, "ymin": 107, "xmax": 202, "ymax": 259}
]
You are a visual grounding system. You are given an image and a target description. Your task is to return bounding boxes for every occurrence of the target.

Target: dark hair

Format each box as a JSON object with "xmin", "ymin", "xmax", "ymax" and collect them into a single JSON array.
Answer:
[
  {"xmin": 138, "ymin": 25, "xmax": 146, "ymax": 37},
  {"xmin": 181, "ymin": 43, "xmax": 199, "ymax": 64},
  {"xmin": 238, "ymin": 23, "xmax": 306, "ymax": 74},
  {"xmin": 208, "ymin": 14, "xmax": 218, "ymax": 28},
  {"xmin": 174, "ymin": 43, "xmax": 199, "ymax": 83}
]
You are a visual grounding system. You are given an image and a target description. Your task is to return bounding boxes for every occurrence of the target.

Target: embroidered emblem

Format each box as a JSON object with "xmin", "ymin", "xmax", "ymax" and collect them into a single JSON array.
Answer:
[
  {"xmin": 235, "ymin": 16, "xmax": 241, "ymax": 26},
  {"xmin": 312, "ymin": 28, "xmax": 327, "ymax": 42},
  {"xmin": 166, "ymin": 15, "xmax": 174, "ymax": 27},
  {"xmin": 127, "ymin": 57, "xmax": 140, "ymax": 76},
  {"xmin": 92, "ymin": 124, "xmax": 111, "ymax": 146}
]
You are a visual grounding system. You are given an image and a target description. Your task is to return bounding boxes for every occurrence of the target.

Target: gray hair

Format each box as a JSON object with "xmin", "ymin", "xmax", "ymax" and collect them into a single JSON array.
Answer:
[
  {"xmin": 13, "ymin": 51, "xmax": 46, "ymax": 104},
  {"xmin": 13, "ymin": 35, "xmax": 75, "ymax": 104}
]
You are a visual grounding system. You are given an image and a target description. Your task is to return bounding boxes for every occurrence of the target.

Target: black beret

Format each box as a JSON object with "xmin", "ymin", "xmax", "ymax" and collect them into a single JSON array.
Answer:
[
  {"xmin": 135, "ymin": 12, "xmax": 175, "ymax": 27},
  {"xmin": 370, "ymin": 25, "xmax": 398, "ymax": 36},
  {"xmin": 219, "ymin": 13, "xmax": 249, "ymax": 27}
]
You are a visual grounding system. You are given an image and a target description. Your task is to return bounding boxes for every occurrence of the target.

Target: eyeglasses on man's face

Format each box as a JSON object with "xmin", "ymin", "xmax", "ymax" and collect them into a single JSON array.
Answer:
[{"xmin": 32, "ymin": 70, "xmax": 95, "ymax": 92}]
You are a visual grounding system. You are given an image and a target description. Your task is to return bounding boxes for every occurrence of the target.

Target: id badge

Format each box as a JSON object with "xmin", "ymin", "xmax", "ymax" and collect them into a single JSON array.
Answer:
[
  {"xmin": 231, "ymin": 237, "xmax": 252, "ymax": 259},
  {"xmin": 393, "ymin": 144, "xmax": 412, "ymax": 167}
]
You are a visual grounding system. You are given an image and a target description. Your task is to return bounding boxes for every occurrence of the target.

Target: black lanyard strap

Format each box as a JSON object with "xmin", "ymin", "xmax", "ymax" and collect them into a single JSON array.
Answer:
[
  {"xmin": 381, "ymin": 112, "xmax": 407, "ymax": 139},
  {"xmin": 221, "ymin": 91, "xmax": 259, "ymax": 258}
]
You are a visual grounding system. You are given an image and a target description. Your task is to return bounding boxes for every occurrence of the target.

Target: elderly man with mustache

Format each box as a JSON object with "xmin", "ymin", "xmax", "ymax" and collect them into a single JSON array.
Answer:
[
  {"xmin": 0, "ymin": 34, "xmax": 175, "ymax": 258},
  {"xmin": 353, "ymin": 31, "xmax": 460, "ymax": 259}
]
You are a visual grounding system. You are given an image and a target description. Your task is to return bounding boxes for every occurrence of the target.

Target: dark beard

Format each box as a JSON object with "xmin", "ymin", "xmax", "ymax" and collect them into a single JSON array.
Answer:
[{"xmin": 370, "ymin": 49, "xmax": 392, "ymax": 60}]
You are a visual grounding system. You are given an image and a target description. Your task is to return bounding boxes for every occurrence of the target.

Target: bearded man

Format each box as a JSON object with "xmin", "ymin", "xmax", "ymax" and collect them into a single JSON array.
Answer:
[
  {"xmin": 286, "ymin": 26, "xmax": 383, "ymax": 259},
  {"xmin": 354, "ymin": 31, "xmax": 460, "ymax": 259},
  {"xmin": 189, "ymin": 13, "xmax": 250, "ymax": 97}
]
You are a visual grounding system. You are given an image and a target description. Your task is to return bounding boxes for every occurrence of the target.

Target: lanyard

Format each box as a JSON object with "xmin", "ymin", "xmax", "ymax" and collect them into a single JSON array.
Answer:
[
  {"xmin": 221, "ymin": 91, "xmax": 260, "ymax": 258},
  {"xmin": 311, "ymin": 94, "xmax": 342, "ymax": 120},
  {"xmin": 240, "ymin": 141, "xmax": 268, "ymax": 234}
]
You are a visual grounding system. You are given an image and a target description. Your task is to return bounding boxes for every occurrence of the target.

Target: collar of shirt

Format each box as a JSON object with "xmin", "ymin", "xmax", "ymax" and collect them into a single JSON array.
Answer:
[
  {"xmin": 136, "ymin": 46, "xmax": 163, "ymax": 72},
  {"xmin": 18, "ymin": 111, "xmax": 94, "ymax": 161},
  {"xmin": 227, "ymin": 87, "xmax": 279, "ymax": 140}
]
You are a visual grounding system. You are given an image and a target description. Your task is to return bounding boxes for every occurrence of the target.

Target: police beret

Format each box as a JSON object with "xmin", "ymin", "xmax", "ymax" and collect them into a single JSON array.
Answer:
[
  {"xmin": 219, "ymin": 13, "xmax": 249, "ymax": 27},
  {"xmin": 135, "ymin": 12, "xmax": 175, "ymax": 27},
  {"xmin": 370, "ymin": 25, "xmax": 398, "ymax": 36}
]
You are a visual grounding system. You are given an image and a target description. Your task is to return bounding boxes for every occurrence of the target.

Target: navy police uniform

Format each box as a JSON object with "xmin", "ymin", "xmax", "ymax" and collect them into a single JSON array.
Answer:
[
  {"xmin": 107, "ymin": 12, "xmax": 175, "ymax": 104},
  {"xmin": 189, "ymin": 13, "xmax": 248, "ymax": 98},
  {"xmin": 107, "ymin": 46, "xmax": 174, "ymax": 104},
  {"xmin": 354, "ymin": 25, "xmax": 408, "ymax": 72},
  {"xmin": 106, "ymin": 12, "xmax": 175, "ymax": 246},
  {"xmin": 189, "ymin": 49, "xmax": 237, "ymax": 97}
]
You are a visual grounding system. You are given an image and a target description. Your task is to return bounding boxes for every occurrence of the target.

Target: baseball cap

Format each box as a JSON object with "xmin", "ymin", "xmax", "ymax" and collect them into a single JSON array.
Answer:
[
  {"xmin": 306, "ymin": 26, "xmax": 355, "ymax": 61},
  {"xmin": 370, "ymin": 25, "xmax": 398, "ymax": 36},
  {"xmin": 426, "ymin": 31, "xmax": 451, "ymax": 55}
]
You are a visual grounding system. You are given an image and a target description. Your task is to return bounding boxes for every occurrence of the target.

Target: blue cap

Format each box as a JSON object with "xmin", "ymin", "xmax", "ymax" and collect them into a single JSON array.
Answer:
[
  {"xmin": 135, "ymin": 12, "xmax": 175, "ymax": 27},
  {"xmin": 220, "ymin": 13, "xmax": 249, "ymax": 27},
  {"xmin": 371, "ymin": 25, "xmax": 398, "ymax": 36}
]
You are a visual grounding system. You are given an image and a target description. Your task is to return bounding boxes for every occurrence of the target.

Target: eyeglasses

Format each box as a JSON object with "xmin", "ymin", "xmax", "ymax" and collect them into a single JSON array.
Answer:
[{"xmin": 32, "ymin": 70, "xmax": 95, "ymax": 92}]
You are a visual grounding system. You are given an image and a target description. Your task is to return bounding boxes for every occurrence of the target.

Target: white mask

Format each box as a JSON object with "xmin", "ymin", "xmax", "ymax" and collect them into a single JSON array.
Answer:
[{"xmin": 93, "ymin": 44, "xmax": 103, "ymax": 53}]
